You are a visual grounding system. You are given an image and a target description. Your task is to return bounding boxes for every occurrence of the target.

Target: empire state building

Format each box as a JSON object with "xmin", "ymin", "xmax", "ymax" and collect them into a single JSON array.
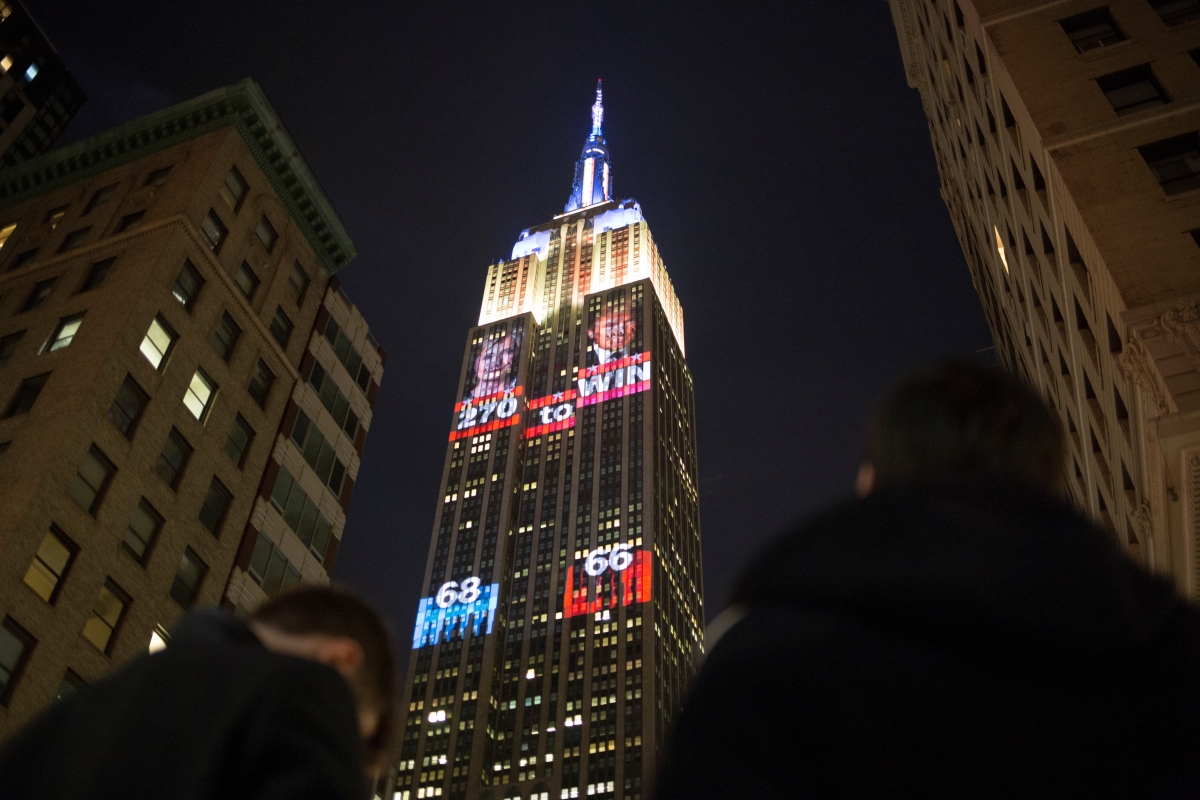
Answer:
[{"xmin": 391, "ymin": 83, "xmax": 703, "ymax": 800}]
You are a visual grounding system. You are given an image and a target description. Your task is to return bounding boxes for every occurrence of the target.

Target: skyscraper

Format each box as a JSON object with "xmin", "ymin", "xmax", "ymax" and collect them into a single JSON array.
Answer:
[
  {"xmin": 0, "ymin": 79, "xmax": 383, "ymax": 739},
  {"xmin": 888, "ymin": 0, "xmax": 1200, "ymax": 594},
  {"xmin": 392, "ymin": 83, "xmax": 703, "ymax": 800}
]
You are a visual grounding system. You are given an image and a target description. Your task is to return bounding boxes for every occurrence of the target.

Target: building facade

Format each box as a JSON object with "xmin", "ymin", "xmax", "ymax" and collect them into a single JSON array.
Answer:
[
  {"xmin": 390, "ymin": 85, "xmax": 702, "ymax": 800},
  {"xmin": 0, "ymin": 79, "xmax": 383, "ymax": 739},
  {"xmin": 0, "ymin": 0, "xmax": 84, "ymax": 168},
  {"xmin": 888, "ymin": 0, "xmax": 1200, "ymax": 594}
]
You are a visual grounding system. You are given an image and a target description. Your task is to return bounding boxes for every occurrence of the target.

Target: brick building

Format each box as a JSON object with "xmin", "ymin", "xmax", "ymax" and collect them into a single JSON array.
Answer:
[{"xmin": 0, "ymin": 78, "xmax": 383, "ymax": 739}]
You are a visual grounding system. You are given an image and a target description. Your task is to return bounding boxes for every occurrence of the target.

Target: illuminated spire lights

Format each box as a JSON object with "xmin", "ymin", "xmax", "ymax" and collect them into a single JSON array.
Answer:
[{"xmin": 565, "ymin": 80, "xmax": 613, "ymax": 213}]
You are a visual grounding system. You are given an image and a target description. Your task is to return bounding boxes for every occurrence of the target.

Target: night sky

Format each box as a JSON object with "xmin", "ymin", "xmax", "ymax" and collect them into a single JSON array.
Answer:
[{"xmin": 34, "ymin": 2, "xmax": 991, "ymax": 650}]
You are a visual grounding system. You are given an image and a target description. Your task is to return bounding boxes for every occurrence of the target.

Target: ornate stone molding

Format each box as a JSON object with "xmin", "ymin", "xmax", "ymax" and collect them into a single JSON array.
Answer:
[{"xmin": 1116, "ymin": 334, "xmax": 1170, "ymax": 416}]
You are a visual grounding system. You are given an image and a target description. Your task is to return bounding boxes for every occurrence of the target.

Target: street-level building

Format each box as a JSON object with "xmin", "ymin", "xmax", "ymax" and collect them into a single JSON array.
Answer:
[
  {"xmin": 0, "ymin": 78, "xmax": 383, "ymax": 740},
  {"xmin": 389, "ymin": 84, "xmax": 703, "ymax": 800},
  {"xmin": 888, "ymin": 0, "xmax": 1200, "ymax": 595}
]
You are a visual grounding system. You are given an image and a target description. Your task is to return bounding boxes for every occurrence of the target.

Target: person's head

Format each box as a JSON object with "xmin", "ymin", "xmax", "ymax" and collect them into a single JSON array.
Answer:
[
  {"xmin": 590, "ymin": 307, "xmax": 635, "ymax": 354},
  {"xmin": 857, "ymin": 359, "xmax": 1064, "ymax": 496},
  {"xmin": 473, "ymin": 334, "xmax": 516, "ymax": 396},
  {"xmin": 248, "ymin": 585, "xmax": 397, "ymax": 775}
]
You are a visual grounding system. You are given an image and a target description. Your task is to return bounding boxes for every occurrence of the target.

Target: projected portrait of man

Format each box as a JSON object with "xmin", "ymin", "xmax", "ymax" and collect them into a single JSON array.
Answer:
[
  {"xmin": 587, "ymin": 306, "xmax": 636, "ymax": 367},
  {"xmin": 466, "ymin": 332, "xmax": 520, "ymax": 401}
]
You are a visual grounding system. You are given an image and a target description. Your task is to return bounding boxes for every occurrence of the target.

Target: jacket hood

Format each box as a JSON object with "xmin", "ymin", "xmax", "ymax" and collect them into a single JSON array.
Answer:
[{"xmin": 733, "ymin": 480, "xmax": 1181, "ymax": 671}]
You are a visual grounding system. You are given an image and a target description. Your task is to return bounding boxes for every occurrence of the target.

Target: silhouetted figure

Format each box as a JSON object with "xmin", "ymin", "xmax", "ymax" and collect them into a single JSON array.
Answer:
[
  {"xmin": 656, "ymin": 360, "xmax": 1200, "ymax": 799},
  {"xmin": 0, "ymin": 585, "xmax": 396, "ymax": 800}
]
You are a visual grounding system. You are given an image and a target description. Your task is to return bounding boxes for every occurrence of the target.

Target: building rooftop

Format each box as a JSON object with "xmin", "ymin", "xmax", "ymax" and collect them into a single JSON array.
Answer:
[{"xmin": 0, "ymin": 77, "xmax": 355, "ymax": 274}]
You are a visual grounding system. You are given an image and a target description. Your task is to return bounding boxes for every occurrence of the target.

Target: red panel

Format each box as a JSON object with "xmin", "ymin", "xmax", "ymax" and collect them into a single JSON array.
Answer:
[{"xmin": 562, "ymin": 550, "xmax": 652, "ymax": 618}]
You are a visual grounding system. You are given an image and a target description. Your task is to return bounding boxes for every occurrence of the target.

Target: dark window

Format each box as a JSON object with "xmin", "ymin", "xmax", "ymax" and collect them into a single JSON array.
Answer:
[
  {"xmin": 1138, "ymin": 132, "xmax": 1200, "ymax": 195},
  {"xmin": 199, "ymin": 210, "xmax": 227, "ymax": 253},
  {"xmin": 1059, "ymin": 8, "xmax": 1125, "ymax": 52},
  {"xmin": 234, "ymin": 262, "xmax": 259, "ymax": 301},
  {"xmin": 224, "ymin": 413, "xmax": 254, "ymax": 467},
  {"xmin": 55, "ymin": 670, "xmax": 85, "ymax": 702},
  {"xmin": 198, "ymin": 477, "xmax": 233, "ymax": 536},
  {"xmin": 220, "ymin": 166, "xmax": 248, "ymax": 213},
  {"xmin": 82, "ymin": 184, "xmax": 118, "ymax": 215},
  {"xmin": 248, "ymin": 530, "xmax": 301, "ymax": 599},
  {"xmin": 115, "ymin": 210, "xmax": 145, "ymax": 233},
  {"xmin": 23, "ymin": 526, "xmax": 77, "ymax": 603},
  {"xmin": 145, "ymin": 166, "xmax": 172, "ymax": 187},
  {"xmin": 82, "ymin": 580, "xmax": 129, "ymax": 654},
  {"xmin": 56, "ymin": 227, "xmax": 90, "ymax": 253},
  {"xmin": 1192, "ymin": 47, "xmax": 1200, "ymax": 69},
  {"xmin": 21, "ymin": 278, "xmax": 56, "ymax": 312},
  {"xmin": 0, "ymin": 618, "xmax": 35, "ymax": 705},
  {"xmin": 155, "ymin": 428, "xmax": 192, "ymax": 490},
  {"xmin": 5, "ymin": 372, "xmax": 50, "ymax": 417},
  {"xmin": 255, "ymin": 216, "xmax": 278, "ymax": 252},
  {"xmin": 269, "ymin": 307, "xmax": 293, "ymax": 348},
  {"xmin": 170, "ymin": 548, "xmax": 207, "ymax": 607},
  {"xmin": 69, "ymin": 445, "xmax": 116, "ymax": 515},
  {"xmin": 42, "ymin": 205, "xmax": 67, "ymax": 229},
  {"xmin": 1097, "ymin": 64, "xmax": 1168, "ymax": 115},
  {"xmin": 1150, "ymin": 0, "xmax": 1200, "ymax": 26},
  {"xmin": 123, "ymin": 498, "xmax": 163, "ymax": 563},
  {"xmin": 79, "ymin": 257, "xmax": 115, "ymax": 292},
  {"xmin": 171, "ymin": 261, "xmax": 204, "ymax": 312},
  {"xmin": 288, "ymin": 262, "xmax": 310, "ymax": 305},
  {"xmin": 0, "ymin": 330, "xmax": 23, "ymax": 366},
  {"xmin": 9, "ymin": 248, "xmax": 36, "ymax": 271},
  {"xmin": 45, "ymin": 313, "xmax": 84, "ymax": 352},
  {"xmin": 106, "ymin": 374, "xmax": 149, "ymax": 438},
  {"xmin": 210, "ymin": 312, "xmax": 241, "ymax": 362},
  {"xmin": 248, "ymin": 360, "xmax": 275, "ymax": 408},
  {"xmin": 0, "ymin": 90, "xmax": 23, "ymax": 124}
]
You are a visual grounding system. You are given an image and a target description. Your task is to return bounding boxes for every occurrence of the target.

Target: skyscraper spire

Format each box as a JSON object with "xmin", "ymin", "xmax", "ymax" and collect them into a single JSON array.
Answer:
[{"xmin": 565, "ymin": 80, "xmax": 612, "ymax": 212}]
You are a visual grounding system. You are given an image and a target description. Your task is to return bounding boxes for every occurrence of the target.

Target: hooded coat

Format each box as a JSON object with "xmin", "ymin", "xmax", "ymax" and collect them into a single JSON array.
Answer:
[
  {"xmin": 655, "ymin": 481, "xmax": 1200, "ymax": 799},
  {"xmin": 0, "ymin": 609, "xmax": 368, "ymax": 800}
]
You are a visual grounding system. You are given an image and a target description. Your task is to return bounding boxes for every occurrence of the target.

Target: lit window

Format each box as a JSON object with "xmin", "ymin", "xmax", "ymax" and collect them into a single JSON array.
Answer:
[
  {"xmin": 81, "ymin": 581, "xmax": 129, "ymax": 654},
  {"xmin": 23, "ymin": 63, "xmax": 37, "ymax": 82},
  {"xmin": 106, "ymin": 375, "xmax": 149, "ymax": 438},
  {"xmin": 0, "ymin": 221, "xmax": 15, "ymax": 251},
  {"xmin": 169, "ymin": 548, "xmax": 207, "ymax": 607},
  {"xmin": 45, "ymin": 313, "xmax": 84, "ymax": 352},
  {"xmin": 210, "ymin": 312, "xmax": 241, "ymax": 362},
  {"xmin": 199, "ymin": 209, "xmax": 228, "ymax": 252},
  {"xmin": 139, "ymin": 315, "xmax": 177, "ymax": 370},
  {"xmin": 0, "ymin": 56, "xmax": 10, "ymax": 73},
  {"xmin": 994, "ymin": 225, "xmax": 1008, "ymax": 273},
  {"xmin": 255, "ymin": 216, "xmax": 278, "ymax": 252},
  {"xmin": 183, "ymin": 367, "xmax": 216, "ymax": 422},
  {"xmin": 148, "ymin": 625, "xmax": 170, "ymax": 653},
  {"xmin": 123, "ymin": 498, "xmax": 163, "ymax": 563},
  {"xmin": 82, "ymin": 185, "xmax": 117, "ymax": 215},
  {"xmin": 23, "ymin": 526, "xmax": 76, "ymax": 603},
  {"xmin": 68, "ymin": 445, "xmax": 116, "ymax": 516},
  {"xmin": 43, "ymin": 205, "xmax": 67, "ymax": 229},
  {"xmin": 155, "ymin": 428, "xmax": 192, "ymax": 490},
  {"xmin": 224, "ymin": 413, "xmax": 254, "ymax": 467},
  {"xmin": 0, "ymin": 618, "xmax": 35, "ymax": 705},
  {"xmin": 234, "ymin": 262, "xmax": 259, "ymax": 301},
  {"xmin": 220, "ymin": 167, "xmax": 248, "ymax": 213},
  {"xmin": 4, "ymin": 372, "xmax": 50, "ymax": 417},
  {"xmin": 248, "ymin": 359, "xmax": 275, "ymax": 408},
  {"xmin": 80, "ymin": 257, "xmax": 115, "ymax": 292},
  {"xmin": 198, "ymin": 477, "xmax": 232, "ymax": 536},
  {"xmin": 172, "ymin": 260, "xmax": 203, "ymax": 310},
  {"xmin": 269, "ymin": 307, "xmax": 292, "ymax": 347}
]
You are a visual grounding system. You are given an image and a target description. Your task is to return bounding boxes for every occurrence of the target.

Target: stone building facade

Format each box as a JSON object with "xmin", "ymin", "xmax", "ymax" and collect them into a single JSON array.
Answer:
[
  {"xmin": 0, "ymin": 79, "xmax": 383, "ymax": 739},
  {"xmin": 888, "ymin": 0, "xmax": 1200, "ymax": 594}
]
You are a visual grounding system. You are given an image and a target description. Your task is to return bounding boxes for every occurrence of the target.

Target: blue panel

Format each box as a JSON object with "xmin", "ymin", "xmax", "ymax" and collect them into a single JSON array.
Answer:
[{"xmin": 412, "ymin": 582, "xmax": 499, "ymax": 649}]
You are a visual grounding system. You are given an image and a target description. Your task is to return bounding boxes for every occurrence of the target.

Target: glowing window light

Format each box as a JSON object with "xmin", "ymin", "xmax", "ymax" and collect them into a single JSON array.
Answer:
[
  {"xmin": 994, "ymin": 225, "xmax": 1008, "ymax": 273},
  {"xmin": 24, "ymin": 63, "xmax": 37, "ymax": 81}
]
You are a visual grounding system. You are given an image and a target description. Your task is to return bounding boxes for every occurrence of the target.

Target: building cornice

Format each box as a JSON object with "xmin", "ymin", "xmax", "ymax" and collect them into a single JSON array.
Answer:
[{"xmin": 0, "ymin": 78, "xmax": 356, "ymax": 276}]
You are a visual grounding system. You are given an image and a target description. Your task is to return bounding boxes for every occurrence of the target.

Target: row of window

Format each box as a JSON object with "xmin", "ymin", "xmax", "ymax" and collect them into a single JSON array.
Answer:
[{"xmin": 1060, "ymin": 3, "xmax": 1200, "ymax": 56}]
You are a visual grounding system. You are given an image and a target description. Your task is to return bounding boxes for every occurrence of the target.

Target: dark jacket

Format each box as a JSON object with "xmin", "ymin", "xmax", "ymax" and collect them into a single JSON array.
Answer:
[
  {"xmin": 656, "ymin": 481, "xmax": 1200, "ymax": 799},
  {"xmin": 0, "ymin": 609, "xmax": 368, "ymax": 800}
]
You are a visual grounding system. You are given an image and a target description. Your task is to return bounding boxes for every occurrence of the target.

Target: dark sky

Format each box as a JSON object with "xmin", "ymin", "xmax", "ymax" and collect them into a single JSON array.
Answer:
[{"xmin": 35, "ymin": 2, "xmax": 991, "ymax": 643}]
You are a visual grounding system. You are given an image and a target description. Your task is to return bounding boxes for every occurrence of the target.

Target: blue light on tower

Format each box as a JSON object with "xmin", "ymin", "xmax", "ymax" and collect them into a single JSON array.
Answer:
[{"xmin": 564, "ymin": 80, "xmax": 612, "ymax": 213}]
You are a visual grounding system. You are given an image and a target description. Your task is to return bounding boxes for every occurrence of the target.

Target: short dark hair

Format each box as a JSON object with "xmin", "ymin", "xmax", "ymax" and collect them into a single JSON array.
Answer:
[
  {"xmin": 250, "ymin": 584, "xmax": 397, "ymax": 763},
  {"xmin": 863, "ymin": 359, "xmax": 1064, "ymax": 491}
]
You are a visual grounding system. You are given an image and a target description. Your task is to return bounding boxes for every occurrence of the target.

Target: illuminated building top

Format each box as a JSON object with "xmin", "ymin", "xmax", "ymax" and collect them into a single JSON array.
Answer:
[{"xmin": 564, "ymin": 80, "xmax": 612, "ymax": 213}]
